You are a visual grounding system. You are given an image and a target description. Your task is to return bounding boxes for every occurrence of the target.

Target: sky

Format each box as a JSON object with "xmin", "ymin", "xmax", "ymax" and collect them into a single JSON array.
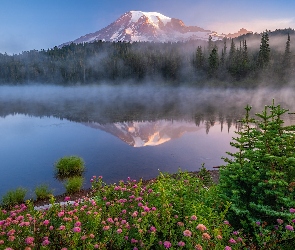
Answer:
[{"xmin": 1, "ymin": 0, "xmax": 295, "ymax": 54}]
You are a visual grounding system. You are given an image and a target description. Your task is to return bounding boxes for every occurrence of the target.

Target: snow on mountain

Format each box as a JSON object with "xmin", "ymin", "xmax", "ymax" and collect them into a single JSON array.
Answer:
[
  {"xmin": 82, "ymin": 120, "xmax": 205, "ymax": 147},
  {"xmin": 225, "ymin": 28, "xmax": 253, "ymax": 39},
  {"xmin": 60, "ymin": 11, "xmax": 224, "ymax": 47}
]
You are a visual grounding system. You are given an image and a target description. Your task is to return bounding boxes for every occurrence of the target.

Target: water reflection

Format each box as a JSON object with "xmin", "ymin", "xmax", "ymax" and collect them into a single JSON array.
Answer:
[{"xmin": 1, "ymin": 85, "xmax": 295, "ymax": 198}]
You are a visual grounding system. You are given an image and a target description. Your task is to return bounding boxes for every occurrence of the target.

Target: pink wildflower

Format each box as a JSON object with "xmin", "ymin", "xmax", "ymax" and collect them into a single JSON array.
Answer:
[
  {"xmin": 196, "ymin": 224, "xmax": 207, "ymax": 231},
  {"xmin": 177, "ymin": 221, "xmax": 184, "ymax": 227},
  {"xmin": 43, "ymin": 220, "xmax": 50, "ymax": 226},
  {"xmin": 64, "ymin": 196, "xmax": 71, "ymax": 201},
  {"xmin": 163, "ymin": 241, "xmax": 172, "ymax": 248},
  {"xmin": 229, "ymin": 238, "xmax": 236, "ymax": 244},
  {"xmin": 73, "ymin": 227, "xmax": 81, "ymax": 233},
  {"xmin": 117, "ymin": 228, "xmax": 122, "ymax": 234},
  {"xmin": 81, "ymin": 235, "xmax": 87, "ymax": 240},
  {"xmin": 191, "ymin": 215, "xmax": 197, "ymax": 221},
  {"xmin": 75, "ymin": 221, "xmax": 81, "ymax": 227},
  {"xmin": 289, "ymin": 208, "xmax": 295, "ymax": 213},
  {"xmin": 42, "ymin": 239, "xmax": 50, "ymax": 246},
  {"xmin": 107, "ymin": 218, "xmax": 114, "ymax": 223},
  {"xmin": 103, "ymin": 225, "xmax": 110, "ymax": 231},
  {"xmin": 224, "ymin": 247, "xmax": 232, "ymax": 250},
  {"xmin": 150, "ymin": 226, "xmax": 156, "ymax": 232},
  {"xmin": 286, "ymin": 225, "xmax": 294, "ymax": 231},
  {"xmin": 59, "ymin": 225, "xmax": 66, "ymax": 230},
  {"xmin": 277, "ymin": 219, "xmax": 284, "ymax": 225},
  {"xmin": 183, "ymin": 229, "xmax": 192, "ymax": 237},
  {"xmin": 131, "ymin": 238, "xmax": 138, "ymax": 244},
  {"xmin": 25, "ymin": 236, "xmax": 34, "ymax": 245},
  {"xmin": 195, "ymin": 244, "xmax": 203, "ymax": 250},
  {"xmin": 202, "ymin": 233, "xmax": 211, "ymax": 240},
  {"xmin": 8, "ymin": 236, "xmax": 15, "ymax": 242},
  {"xmin": 131, "ymin": 211, "xmax": 138, "ymax": 217},
  {"xmin": 58, "ymin": 211, "xmax": 64, "ymax": 217},
  {"xmin": 237, "ymin": 237, "xmax": 243, "ymax": 242},
  {"xmin": 178, "ymin": 241, "xmax": 185, "ymax": 247}
]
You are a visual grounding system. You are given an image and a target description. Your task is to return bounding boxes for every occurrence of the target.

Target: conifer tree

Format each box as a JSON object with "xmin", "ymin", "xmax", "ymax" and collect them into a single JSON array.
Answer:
[
  {"xmin": 208, "ymin": 47, "xmax": 219, "ymax": 77},
  {"xmin": 195, "ymin": 46, "xmax": 204, "ymax": 70},
  {"xmin": 257, "ymin": 31, "xmax": 270, "ymax": 68},
  {"xmin": 283, "ymin": 33, "xmax": 291, "ymax": 69}
]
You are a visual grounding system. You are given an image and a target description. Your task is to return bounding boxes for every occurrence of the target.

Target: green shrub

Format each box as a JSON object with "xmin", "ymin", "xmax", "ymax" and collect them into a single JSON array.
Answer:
[
  {"xmin": 54, "ymin": 155, "xmax": 85, "ymax": 179},
  {"xmin": 34, "ymin": 184, "xmax": 52, "ymax": 200},
  {"xmin": 219, "ymin": 101, "xmax": 295, "ymax": 237},
  {"xmin": 1, "ymin": 187, "xmax": 27, "ymax": 207},
  {"xmin": 64, "ymin": 176, "xmax": 84, "ymax": 194}
]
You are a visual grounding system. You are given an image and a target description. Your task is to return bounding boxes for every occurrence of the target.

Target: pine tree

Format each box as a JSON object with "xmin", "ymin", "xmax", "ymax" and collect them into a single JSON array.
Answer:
[
  {"xmin": 257, "ymin": 31, "xmax": 270, "ymax": 68},
  {"xmin": 208, "ymin": 47, "xmax": 219, "ymax": 77},
  {"xmin": 195, "ymin": 46, "xmax": 204, "ymax": 70},
  {"xmin": 220, "ymin": 38, "xmax": 227, "ymax": 66},
  {"xmin": 283, "ymin": 33, "xmax": 291, "ymax": 69}
]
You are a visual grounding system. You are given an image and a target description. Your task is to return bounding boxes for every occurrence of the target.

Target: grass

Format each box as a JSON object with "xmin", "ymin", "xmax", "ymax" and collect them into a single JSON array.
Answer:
[
  {"xmin": 64, "ymin": 176, "xmax": 84, "ymax": 194},
  {"xmin": 1, "ymin": 187, "xmax": 27, "ymax": 208},
  {"xmin": 0, "ymin": 170, "xmax": 294, "ymax": 249},
  {"xmin": 54, "ymin": 155, "xmax": 85, "ymax": 179},
  {"xmin": 34, "ymin": 184, "xmax": 53, "ymax": 200}
]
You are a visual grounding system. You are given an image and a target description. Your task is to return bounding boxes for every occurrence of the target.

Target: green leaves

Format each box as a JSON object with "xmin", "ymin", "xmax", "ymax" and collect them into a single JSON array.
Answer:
[{"xmin": 219, "ymin": 101, "xmax": 295, "ymax": 237}]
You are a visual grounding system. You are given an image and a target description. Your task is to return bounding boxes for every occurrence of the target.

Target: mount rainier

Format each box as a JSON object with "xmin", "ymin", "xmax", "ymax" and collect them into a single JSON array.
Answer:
[{"xmin": 60, "ymin": 11, "xmax": 232, "ymax": 46}]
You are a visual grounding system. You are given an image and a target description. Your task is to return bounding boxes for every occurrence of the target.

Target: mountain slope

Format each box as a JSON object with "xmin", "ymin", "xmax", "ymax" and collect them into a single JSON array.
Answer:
[{"xmin": 60, "ymin": 11, "xmax": 224, "ymax": 46}]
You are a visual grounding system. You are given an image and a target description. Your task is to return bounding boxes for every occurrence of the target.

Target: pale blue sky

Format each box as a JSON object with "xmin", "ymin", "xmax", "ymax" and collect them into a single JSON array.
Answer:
[{"xmin": 1, "ymin": 0, "xmax": 295, "ymax": 54}]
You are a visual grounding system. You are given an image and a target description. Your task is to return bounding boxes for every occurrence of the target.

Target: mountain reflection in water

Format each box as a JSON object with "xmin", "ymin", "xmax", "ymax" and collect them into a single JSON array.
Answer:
[{"xmin": 1, "ymin": 85, "xmax": 295, "ymax": 198}]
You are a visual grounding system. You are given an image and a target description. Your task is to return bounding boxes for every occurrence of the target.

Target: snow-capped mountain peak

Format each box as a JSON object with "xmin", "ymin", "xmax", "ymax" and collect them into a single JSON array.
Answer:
[
  {"xmin": 60, "ymin": 10, "xmax": 224, "ymax": 46},
  {"xmin": 129, "ymin": 11, "xmax": 171, "ymax": 27}
]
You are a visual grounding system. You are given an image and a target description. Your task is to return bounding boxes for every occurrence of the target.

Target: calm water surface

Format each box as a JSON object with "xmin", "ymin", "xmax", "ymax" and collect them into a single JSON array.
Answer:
[{"xmin": 1, "ymin": 85, "xmax": 294, "ymax": 198}]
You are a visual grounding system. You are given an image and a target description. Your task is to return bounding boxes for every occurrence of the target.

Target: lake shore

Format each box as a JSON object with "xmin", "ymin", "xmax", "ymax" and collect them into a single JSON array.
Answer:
[{"xmin": 33, "ymin": 169, "xmax": 220, "ymax": 208}]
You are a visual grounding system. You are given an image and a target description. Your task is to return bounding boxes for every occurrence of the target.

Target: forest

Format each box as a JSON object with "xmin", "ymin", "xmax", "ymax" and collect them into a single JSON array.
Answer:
[{"xmin": 0, "ymin": 28, "xmax": 294, "ymax": 87}]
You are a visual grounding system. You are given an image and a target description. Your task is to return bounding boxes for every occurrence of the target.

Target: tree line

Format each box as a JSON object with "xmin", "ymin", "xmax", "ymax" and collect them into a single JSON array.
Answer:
[{"xmin": 0, "ymin": 28, "xmax": 294, "ymax": 86}]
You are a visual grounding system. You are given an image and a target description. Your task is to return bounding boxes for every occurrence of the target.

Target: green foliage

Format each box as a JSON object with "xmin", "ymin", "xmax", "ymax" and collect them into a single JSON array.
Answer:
[
  {"xmin": 1, "ymin": 187, "xmax": 27, "ymax": 208},
  {"xmin": 219, "ymin": 101, "xmax": 295, "ymax": 237},
  {"xmin": 34, "ymin": 184, "xmax": 53, "ymax": 200},
  {"xmin": 208, "ymin": 47, "xmax": 219, "ymax": 77},
  {"xmin": 64, "ymin": 176, "xmax": 84, "ymax": 194},
  {"xmin": 0, "ymin": 170, "xmax": 294, "ymax": 248},
  {"xmin": 197, "ymin": 163, "xmax": 214, "ymax": 186},
  {"xmin": 257, "ymin": 31, "xmax": 270, "ymax": 68},
  {"xmin": 0, "ymin": 29, "xmax": 295, "ymax": 86},
  {"xmin": 54, "ymin": 156, "xmax": 85, "ymax": 179}
]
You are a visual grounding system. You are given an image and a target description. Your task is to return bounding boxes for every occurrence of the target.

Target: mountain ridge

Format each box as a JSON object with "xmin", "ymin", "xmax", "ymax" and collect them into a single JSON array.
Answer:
[{"xmin": 60, "ymin": 11, "xmax": 235, "ymax": 47}]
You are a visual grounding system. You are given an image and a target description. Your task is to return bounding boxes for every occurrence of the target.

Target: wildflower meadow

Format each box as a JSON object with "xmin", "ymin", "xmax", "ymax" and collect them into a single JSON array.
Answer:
[{"xmin": 0, "ymin": 102, "xmax": 295, "ymax": 249}]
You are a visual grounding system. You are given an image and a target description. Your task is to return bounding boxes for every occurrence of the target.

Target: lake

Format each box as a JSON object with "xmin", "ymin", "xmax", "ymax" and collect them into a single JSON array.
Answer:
[{"xmin": 1, "ymin": 85, "xmax": 295, "ymax": 199}]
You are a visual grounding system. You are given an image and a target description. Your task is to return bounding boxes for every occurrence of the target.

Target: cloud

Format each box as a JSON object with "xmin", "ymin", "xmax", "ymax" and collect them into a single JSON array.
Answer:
[{"xmin": 207, "ymin": 18, "xmax": 295, "ymax": 34}]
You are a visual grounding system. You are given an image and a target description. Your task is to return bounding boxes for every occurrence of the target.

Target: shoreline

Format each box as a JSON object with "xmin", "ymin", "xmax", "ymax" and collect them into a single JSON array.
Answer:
[{"xmin": 32, "ymin": 170, "xmax": 220, "ymax": 208}]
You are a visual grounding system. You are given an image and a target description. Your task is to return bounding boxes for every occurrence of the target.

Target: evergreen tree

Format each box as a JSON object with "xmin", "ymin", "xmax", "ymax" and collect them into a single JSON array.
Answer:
[
  {"xmin": 220, "ymin": 38, "xmax": 227, "ymax": 66},
  {"xmin": 257, "ymin": 31, "xmax": 270, "ymax": 68},
  {"xmin": 227, "ymin": 39, "xmax": 237, "ymax": 76},
  {"xmin": 195, "ymin": 46, "xmax": 204, "ymax": 70},
  {"xmin": 208, "ymin": 47, "xmax": 219, "ymax": 77},
  {"xmin": 207, "ymin": 35, "xmax": 213, "ymax": 55},
  {"xmin": 283, "ymin": 33, "xmax": 291, "ymax": 69}
]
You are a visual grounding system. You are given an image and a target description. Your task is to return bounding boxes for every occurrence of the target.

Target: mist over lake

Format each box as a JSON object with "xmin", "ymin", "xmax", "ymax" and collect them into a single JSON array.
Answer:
[{"xmin": 1, "ymin": 84, "xmax": 295, "ymax": 199}]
